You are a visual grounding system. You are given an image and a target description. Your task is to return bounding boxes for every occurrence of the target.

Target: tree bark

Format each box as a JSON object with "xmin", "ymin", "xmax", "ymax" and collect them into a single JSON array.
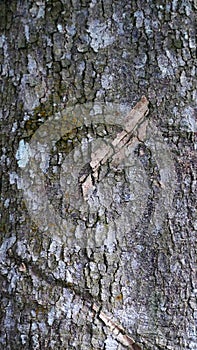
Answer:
[{"xmin": 0, "ymin": 1, "xmax": 196, "ymax": 349}]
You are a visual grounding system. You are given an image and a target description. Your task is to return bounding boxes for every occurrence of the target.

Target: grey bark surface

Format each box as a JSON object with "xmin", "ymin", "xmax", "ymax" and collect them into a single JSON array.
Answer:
[{"xmin": 0, "ymin": 1, "xmax": 196, "ymax": 350}]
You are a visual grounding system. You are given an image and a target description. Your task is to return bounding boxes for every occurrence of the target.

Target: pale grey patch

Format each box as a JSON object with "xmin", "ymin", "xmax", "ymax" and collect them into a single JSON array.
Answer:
[
  {"xmin": 0, "ymin": 34, "xmax": 6, "ymax": 48},
  {"xmin": 87, "ymin": 19, "xmax": 115, "ymax": 52},
  {"xmin": 4, "ymin": 198, "xmax": 10, "ymax": 208},
  {"xmin": 24, "ymin": 25, "xmax": 29, "ymax": 41},
  {"xmin": 181, "ymin": 107, "xmax": 197, "ymax": 132},
  {"xmin": 11, "ymin": 122, "xmax": 18, "ymax": 133},
  {"xmin": 16, "ymin": 140, "xmax": 30, "ymax": 168},
  {"xmin": 27, "ymin": 55, "xmax": 37, "ymax": 74},
  {"xmin": 104, "ymin": 335, "xmax": 118, "ymax": 350},
  {"xmin": 157, "ymin": 54, "xmax": 173, "ymax": 77},
  {"xmin": 134, "ymin": 10, "xmax": 144, "ymax": 28},
  {"xmin": 0, "ymin": 236, "xmax": 16, "ymax": 261},
  {"xmin": 9, "ymin": 172, "xmax": 19, "ymax": 185}
]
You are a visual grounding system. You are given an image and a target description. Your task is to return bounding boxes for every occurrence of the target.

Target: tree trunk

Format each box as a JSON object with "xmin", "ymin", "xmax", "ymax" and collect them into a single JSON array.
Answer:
[{"xmin": 1, "ymin": 1, "xmax": 196, "ymax": 349}]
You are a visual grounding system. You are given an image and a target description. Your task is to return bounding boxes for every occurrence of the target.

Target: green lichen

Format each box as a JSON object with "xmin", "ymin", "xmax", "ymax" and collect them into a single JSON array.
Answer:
[{"xmin": 173, "ymin": 39, "xmax": 183, "ymax": 49}]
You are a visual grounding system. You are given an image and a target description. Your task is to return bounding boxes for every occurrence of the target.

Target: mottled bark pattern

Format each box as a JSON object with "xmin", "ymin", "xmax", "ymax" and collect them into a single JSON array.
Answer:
[{"xmin": 0, "ymin": 1, "xmax": 196, "ymax": 350}]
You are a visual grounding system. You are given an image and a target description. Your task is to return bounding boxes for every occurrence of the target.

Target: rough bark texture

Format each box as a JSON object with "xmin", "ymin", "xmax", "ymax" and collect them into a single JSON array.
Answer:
[{"xmin": 0, "ymin": 1, "xmax": 196, "ymax": 350}]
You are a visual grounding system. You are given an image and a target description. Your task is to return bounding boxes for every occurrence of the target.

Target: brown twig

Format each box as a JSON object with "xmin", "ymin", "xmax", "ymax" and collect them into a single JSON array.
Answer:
[
  {"xmin": 92, "ymin": 303, "xmax": 142, "ymax": 349},
  {"xmin": 79, "ymin": 96, "xmax": 149, "ymax": 199}
]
